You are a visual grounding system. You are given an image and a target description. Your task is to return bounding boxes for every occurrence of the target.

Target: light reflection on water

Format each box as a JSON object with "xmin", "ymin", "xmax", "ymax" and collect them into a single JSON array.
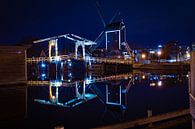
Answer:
[{"xmin": 27, "ymin": 63, "xmax": 189, "ymax": 128}]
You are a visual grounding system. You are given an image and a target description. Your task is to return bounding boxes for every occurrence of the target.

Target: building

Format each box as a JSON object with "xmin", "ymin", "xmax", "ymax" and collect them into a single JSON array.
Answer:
[{"xmin": 0, "ymin": 46, "xmax": 27, "ymax": 85}]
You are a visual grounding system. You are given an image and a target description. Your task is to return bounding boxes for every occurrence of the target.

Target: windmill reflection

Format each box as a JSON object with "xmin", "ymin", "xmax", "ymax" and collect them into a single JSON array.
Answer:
[{"xmin": 99, "ymin": 78, "xmax": 133, "ymax": 121}]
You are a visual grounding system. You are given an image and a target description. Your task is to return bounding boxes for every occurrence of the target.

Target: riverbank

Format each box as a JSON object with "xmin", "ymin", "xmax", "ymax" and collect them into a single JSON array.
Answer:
[{"xmin": 133, "ymin": 62, "xmax": 190, "ymax": 70}]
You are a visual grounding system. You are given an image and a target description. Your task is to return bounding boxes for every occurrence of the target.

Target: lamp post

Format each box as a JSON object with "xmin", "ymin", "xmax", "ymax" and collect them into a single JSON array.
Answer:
[
  {"xmin": 157, "ymin": 50, "xmax": 162, "ymax": 63},
  {"xmin": 141, "ymin": 53, "xmax": 146, "ymax": 64}
]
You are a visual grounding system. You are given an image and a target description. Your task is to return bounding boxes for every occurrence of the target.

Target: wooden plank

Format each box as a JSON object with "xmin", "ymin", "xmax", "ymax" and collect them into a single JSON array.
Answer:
[{"xmin": 94, "ymin": 109, "xmax": 190, "ymax": 129}]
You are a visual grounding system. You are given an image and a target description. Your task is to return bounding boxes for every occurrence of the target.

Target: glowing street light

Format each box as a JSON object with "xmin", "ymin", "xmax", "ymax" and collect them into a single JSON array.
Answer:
[
  {"xmin": 157, "ymin": 50, "xmax": 162, "ymax": 62},
  {"xmin": 186, "ymin": 53, "xmax": 190, "ymax": 58},
  {"xmin": 157, "ymin": 50, "xmax": 162, "ymax": 56},
  {"xmin": 141, "ymin": 53, "xmax": 146, "ymax": 59},
  {"xmin": 142, "ymin": 75, "xmax": 146, "ymax": 79},
  {"xmin": 186, "ymin": 51, "xmax": 190, "ymax": 60}
]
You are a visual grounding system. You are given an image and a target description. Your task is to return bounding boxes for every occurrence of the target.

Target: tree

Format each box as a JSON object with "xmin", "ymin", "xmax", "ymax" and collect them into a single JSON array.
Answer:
[{"xmin": 162, "ymin": 40, "xmax": 180, "ymax": 61}]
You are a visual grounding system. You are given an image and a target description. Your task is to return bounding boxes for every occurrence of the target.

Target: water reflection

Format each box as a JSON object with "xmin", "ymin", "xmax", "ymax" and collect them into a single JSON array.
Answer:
[
  {"xmin": 132, "ymin": 70, "xmax": 188, "ymax": 87},
  {"xmin": 29, "ymin": 72, "xmax": 134, "ymax": 108},
  {"xmin": 27, "ymin": 63, "xmax": 189, "ymax": 128},
  {"xmin": 34, "ymin": 82, "xmax": 97, "ymax": 108}
]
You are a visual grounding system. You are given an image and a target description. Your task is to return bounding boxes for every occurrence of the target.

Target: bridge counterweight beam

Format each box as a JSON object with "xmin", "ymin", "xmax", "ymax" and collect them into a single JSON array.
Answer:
[
  {"xmin": 75, "ymin": 44, "xmax": 77, "ymax": 59},
  {"xmin": 82, "ymin": 44, "xmax": 85, "ymax": 60},
  {"xmin": 49, "ymin": 39, "xmax": 58, "ymax": 62}
]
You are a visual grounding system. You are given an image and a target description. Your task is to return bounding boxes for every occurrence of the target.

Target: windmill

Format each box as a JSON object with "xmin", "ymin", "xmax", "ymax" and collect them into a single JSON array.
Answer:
[{"xmin": 89, "ymin": 0, "xmax": 124, "ymax": 52}]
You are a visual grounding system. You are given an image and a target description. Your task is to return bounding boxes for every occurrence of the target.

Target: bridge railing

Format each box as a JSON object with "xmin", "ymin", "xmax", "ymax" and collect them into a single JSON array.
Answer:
[{"xmin": 26, "ymin": 55, "xmax": 133, "ymax": 64}]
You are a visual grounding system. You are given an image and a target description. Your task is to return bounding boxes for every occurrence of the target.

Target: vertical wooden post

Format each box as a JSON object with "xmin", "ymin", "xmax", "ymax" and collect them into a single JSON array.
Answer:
[
  {"xmin": 147, "ymin": 110, "xmax": 153, "ymax": 127},
  {"xmin": 191, "ymin": 50, "xmax": 195, "ymax": 96},
  {"xmin": 190, "ymin": 46, "xmax": 195, "ymax": 129},
  {"xmin": 24, "ymin": 50, "xmax": 27, "ymax": 81}
]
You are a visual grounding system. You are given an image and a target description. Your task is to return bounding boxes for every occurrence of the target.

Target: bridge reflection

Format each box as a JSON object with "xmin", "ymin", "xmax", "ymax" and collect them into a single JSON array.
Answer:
[
  {"xmin": 34, "ymin": 81, "xmax": 97, "ymax": 108},
  {"xmin": 30, "ymin": 72, "xmax": 134, "ymax": 109},
  {"xmin": 28, "ymin": 69, "xmax": 188, "ymax": 119}
]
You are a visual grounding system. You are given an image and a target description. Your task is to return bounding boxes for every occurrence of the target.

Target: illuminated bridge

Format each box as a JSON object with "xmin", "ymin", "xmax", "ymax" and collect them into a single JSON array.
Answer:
[
  {"xmin": 26, "ymin": 54, "xmax": 133, "ymax": 65},
  {"xmin": 26, "ymin": 26, "xmax": 134, "ymax": 65}
]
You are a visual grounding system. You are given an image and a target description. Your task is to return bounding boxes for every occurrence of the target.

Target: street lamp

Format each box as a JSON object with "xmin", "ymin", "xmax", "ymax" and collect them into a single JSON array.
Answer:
[
  {"xmin": 141, "ymin": 53, "xmax": 146, "ymax": 59},
  {"xmin": 186, "ymin": 52, "xmax": 190, "ymax": 59},
  {"xmin": 157, "ymin": 50, "xmax": 162, "ymax": 62},
  {"xmin": 141, "ymin": 53, "xmax": 146, "ymax": 64}
]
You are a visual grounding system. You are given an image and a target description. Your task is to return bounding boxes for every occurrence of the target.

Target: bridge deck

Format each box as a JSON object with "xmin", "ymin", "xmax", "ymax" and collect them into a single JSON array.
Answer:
[{"xmin": 26, "ymin": 55, "xmax": 133, "ymax": 65}]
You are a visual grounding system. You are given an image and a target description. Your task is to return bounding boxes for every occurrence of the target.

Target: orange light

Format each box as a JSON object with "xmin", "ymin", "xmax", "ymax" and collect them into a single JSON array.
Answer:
[
  {"xmin": 186, "ymin": 53, "xmax": 190, "ymax": 58},
  {"xmin": 141, "ymin": 54, "xmax": 146, "ymax": 59},
  {"xmin": 157, "ymin": 51, "xmax": 162, "ymax": 56},
  {"xmin": 142, "ymin": 75, "xmax": 146, "ymax": 79},
  {"xmin": 150, "ymin": 83, "xmax": 156, "ymax": 87},
  {"xmin": 51, "ymin": 96, "xmax": 56, "ymax": 100}
]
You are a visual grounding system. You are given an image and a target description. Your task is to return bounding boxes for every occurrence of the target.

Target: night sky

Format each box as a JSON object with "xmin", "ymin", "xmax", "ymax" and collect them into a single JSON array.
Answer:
[{"xmin": 0, "ymin": 0, "xmax": 195, "ymax": 47}]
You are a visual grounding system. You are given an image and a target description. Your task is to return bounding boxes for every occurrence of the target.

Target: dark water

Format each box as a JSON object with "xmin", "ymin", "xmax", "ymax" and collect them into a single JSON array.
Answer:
[{"xmin": 0, "ymin": 63, "xmax": 190, "ymax": 129}]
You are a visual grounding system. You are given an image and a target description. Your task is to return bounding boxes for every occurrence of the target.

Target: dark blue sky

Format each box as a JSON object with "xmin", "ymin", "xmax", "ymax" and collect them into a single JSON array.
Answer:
[{"xmin": 0, "ymin": 0, "xmax": 195, "ymax": 47}]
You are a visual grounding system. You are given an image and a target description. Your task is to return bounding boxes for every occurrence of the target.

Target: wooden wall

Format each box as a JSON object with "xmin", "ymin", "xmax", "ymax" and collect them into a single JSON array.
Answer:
[{"xmin": 0, "ymin": 46, "xmax": 26, "ymax": 85}]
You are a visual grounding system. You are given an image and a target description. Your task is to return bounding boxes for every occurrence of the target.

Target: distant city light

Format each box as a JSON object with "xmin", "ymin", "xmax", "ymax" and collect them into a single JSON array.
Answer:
[
  {"xmin": 149, "ymin": 51, "xmax": 155, "ymax": 54},
  {"xmin": 150, "ymin": 82, "xmax": 156, "ymax": 87},
  {"xmin": 158, "ymin": 45, "xmax": 162, "ymax": 48}
]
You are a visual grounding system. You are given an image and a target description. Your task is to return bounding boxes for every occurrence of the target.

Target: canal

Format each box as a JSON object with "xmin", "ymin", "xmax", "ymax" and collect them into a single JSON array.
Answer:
[{"xmin": 0, "ymin": 64, "xmax": 190, "ymax": 129}]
